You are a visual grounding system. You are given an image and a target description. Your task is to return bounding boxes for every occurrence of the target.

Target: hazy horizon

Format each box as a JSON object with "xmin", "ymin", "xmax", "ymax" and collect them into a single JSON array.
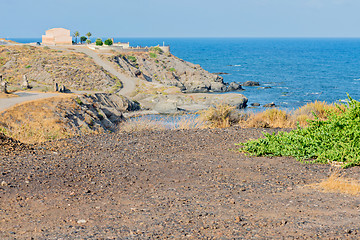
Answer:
[{"xmin": 2, "ymin": 0, "xmax": 360, "ymax": 38}]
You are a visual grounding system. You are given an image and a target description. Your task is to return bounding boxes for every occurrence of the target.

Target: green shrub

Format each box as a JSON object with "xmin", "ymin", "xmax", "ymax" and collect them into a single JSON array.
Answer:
[
  {"xmin": 75, "ymin": 97, "xmax": 83, "ymax": 105},
  {"xmin": 240, "ymin": 95, "xmax": 360, "ymax": 168},
  {"xmin": 95, "ymin": 38, "xmax": 103, "ymax": 46},
  {"xmin": 168, "ymin": 67, "xmax": 176, "ymax": 72},
  {"xmin": 126, "ymin": 55, "xmax": 137, "ymax": 63},
  {"xmin": 25, "ymin": 65, "xmax": 32, "ymax": 68},
  {"xmin": 149, "ymin": 46, "xmax": 164, "ymax": 54},
  {"xmin": 149, "ymin": 52, "xmax": 157, "ymax": 58},
  {"xmin": 104, "ymin": 38, "xmax": 113, "ymax": 46}
]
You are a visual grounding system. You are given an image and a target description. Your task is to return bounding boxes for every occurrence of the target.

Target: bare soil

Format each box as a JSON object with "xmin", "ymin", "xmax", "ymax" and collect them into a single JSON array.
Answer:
[{"xmin": 1, "ymin": 127, "xmax": 359, "ymax": 239}]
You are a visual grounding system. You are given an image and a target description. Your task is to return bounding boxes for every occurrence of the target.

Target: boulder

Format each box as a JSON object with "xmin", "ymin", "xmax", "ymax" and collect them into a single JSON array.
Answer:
[
  {"xmin": 227, "ymin": 82, "xmax": 243, "ymax": 91},
  {"xmin": 21, "ymin": 75, "xmax": 30, "ymax": 89},
  {"xmin": 243, "ymin": 81, "xmax": 260, "ymax": 87},
  {"xmin": 251, "ymin": 103, "xmax": 260, "ymax": 107},
  {"xmin": 263, "ymin": 102, "xmax": 276, "ymax": 108},
  {"xmin": 210, "ymin": 82, "xmax": 227, "ymax": 92},
  {"xmin": 91, "ymin": 93, "xmax": 140, "ymax": 112},
  {"xmin": 134, "ymin": 69, "xmax": 142, "ymax": 77}
]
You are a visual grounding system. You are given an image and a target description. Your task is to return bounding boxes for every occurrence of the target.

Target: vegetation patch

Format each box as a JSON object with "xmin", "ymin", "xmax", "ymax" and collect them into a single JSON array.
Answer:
[
  {"xmin": 149, "ymin": 46, "xmax": 164, "ymax": 54},
  {"xmin": 240, "ymin": 96, "xmax": 360, "ymax": 168},
  {"xmin": 200, "ymin": 104, "xmax": 237, "ymax": 128},
  {"xmin": 310, "ymin": 173, "xmax": 360, "ymax": 195},
  {"xmin": 149, "ymin": 52, "xmax": 157, "ymax": 58}
]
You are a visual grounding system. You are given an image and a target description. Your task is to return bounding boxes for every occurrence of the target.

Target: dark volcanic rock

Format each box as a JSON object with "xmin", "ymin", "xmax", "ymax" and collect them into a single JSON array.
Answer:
[
  {"xmin": 243, "ymin": 81, "xmax": 260, "ymax": 87},
  {"xmin": 263, "ymin": 102, "xmax": 276, "ymax": 107},
  {"xmin": 227, "ymin": 82, "xmax": 244, "ymax": 91},
  {"xmin": 251, "ymin": 103, "xmax": 261, "ymax": 107}
]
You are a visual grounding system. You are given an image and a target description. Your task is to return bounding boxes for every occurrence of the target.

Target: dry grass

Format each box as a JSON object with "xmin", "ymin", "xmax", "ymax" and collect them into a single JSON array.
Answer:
[
  {"xmin": 0, "ymin": 45, "xmax": 119, "ymax": 91},
  {"xmin": 292, "ymin": 101, "xmax": 343, "ymax": 127},
  {"xmin": 240, "ymin": 108, "xmax": 294, "ymax": 128},
  {"xmin": 199, "ymin": 104, "xmax": 236, "ymax": 128},
  {"xmin": 0, "ymin": 95, "xmax": 103, "ymax": 144},
  {"xmin": 119, "ymin": 114, "xmax": 206, "ymax": 132},
  {"xmin": 119, "ymin": 118, "xmax": 167, "ymax": 132},
  {"xmin": 173, "ymin": 115, "xmax": 206, "ymax": 130},
  {"xmin": 241, "ymin": 101, "xmax": 344, "ymax": 128},
  {"xmin": 0, "ymin": 97, "xmax": 76, "ymax": 143},
  {"xmin": 310, "ymin": 173, "xmax": 360, "ymax": 195}
]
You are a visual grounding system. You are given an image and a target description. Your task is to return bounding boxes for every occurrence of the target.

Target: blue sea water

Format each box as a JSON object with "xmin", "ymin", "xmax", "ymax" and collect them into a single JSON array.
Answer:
[{"xmin": 8, "ymin": 38, "xmax": 360, "ymax": 111}]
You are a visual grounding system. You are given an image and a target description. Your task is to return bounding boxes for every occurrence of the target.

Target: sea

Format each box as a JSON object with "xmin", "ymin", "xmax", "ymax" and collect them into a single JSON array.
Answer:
[{"xmin": 8, "ymin": 38, "xmax": 360, "ymax": 112}]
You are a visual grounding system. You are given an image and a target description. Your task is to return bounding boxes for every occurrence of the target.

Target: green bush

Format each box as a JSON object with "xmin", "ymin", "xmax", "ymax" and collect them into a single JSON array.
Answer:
[
  {"xmin": 149, "ymin": 52, "xmax": 157, "ymax": 58},
  {"xmin": 126, "ymin": 55, "xmax": 137, "ymax": 63},
  {"xmin": 104, "ymin": 38, "xmax": 113, "ymax": 46},
  {"xmin": 168, "ymin": 67, "xmax": 176, "ymax": 72},
  {"xmin": 240, "ymin": 95, "xmax": 360, "ymax": 168},
  {"xmin": 149, "ymin": 46, "xmax": 163, "ymax": 54},
  {"xmin": 95, "ymin": 38, "xmax": 103, "ymax": 46}
]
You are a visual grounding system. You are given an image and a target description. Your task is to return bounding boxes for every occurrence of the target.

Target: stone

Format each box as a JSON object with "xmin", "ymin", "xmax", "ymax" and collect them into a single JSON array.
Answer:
[
  {"xmin": 55, "ymin": 82, "xmax": 59, "ymax": 92},
  {"xmin": 263, "ymin": 102, "xmax": 276, "ymax": 107},
  {"xmin": 134, "ymin": 69, "xmax": 142, "ymax": 77},
  {"xmin": 210, "ymin": 82, "xmax": 227, "ymax": 92},
  {"xmin": 21, "ymin": 75, "xmax": 30, "ymax": 89},
  {"xmin": 243, "ymin": 81, "xmax": 260, "ymax": 87},
  {"xmin": 77, "ymin": 219, "xmax": 87, "ymax": 224},
  {"xmin": 1, "ymin": 76, "xmax": 8, "ymax": 94},
  {"xmin": 251, "ymin": 103, "xmax": 260, "ymax": 107},
  {"xmin": 227, "ymin": 82, "xmax": 243, "ymax": 91}
]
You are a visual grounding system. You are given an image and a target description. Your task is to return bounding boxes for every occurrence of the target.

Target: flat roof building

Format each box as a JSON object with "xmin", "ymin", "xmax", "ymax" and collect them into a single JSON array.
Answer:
[{"xmin": 42, "ymin": 28, "xmax": 72, "ymax": 45}]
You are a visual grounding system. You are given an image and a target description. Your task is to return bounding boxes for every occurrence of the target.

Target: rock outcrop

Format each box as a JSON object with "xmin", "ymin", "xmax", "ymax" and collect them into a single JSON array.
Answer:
[
  {"xmin": 108, "ymin": 53, "xmax": 244, "ymax": 93},
  {"xmin": 243, "ymin": 81, "xmax": 260, "ymax": 87}
]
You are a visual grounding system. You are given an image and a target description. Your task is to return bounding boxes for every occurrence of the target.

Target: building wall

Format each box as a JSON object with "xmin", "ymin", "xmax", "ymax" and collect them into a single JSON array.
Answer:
[{"xmin": 42, "ymin": 28, "xmax": 72, "ymax": 45}]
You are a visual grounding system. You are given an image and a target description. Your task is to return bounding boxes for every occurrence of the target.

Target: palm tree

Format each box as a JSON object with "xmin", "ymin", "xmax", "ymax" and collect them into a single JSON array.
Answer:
[
  {"xmin": 86, "ymin": 32, "xmax": 92, "ymax": 42},
  {"xmin": 73, "ymin": 31, "xmax": 80, "ymax": 44}
]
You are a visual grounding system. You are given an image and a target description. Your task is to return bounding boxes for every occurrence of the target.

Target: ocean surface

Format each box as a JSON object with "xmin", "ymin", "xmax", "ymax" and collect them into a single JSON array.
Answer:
[{"xmin": 9, "ymin": 38, "xmax": 360, "ymax": 111}]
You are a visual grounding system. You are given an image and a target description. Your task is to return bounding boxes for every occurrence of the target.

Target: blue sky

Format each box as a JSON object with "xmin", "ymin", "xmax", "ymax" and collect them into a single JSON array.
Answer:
[{"xmin": 1, "ymin": 0, "xmax": 360, "ymax": 38}]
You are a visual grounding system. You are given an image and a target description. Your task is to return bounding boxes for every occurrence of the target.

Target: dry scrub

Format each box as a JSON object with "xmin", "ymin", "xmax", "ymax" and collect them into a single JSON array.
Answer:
[
  {"xmin": 0, "ymin": 96, "xmax": 109, "ymax": 144},
  {"xmin": 199, "ymin": 104, "xmax": 237, "ymax": 128},
  {"xmin": 119, "ymin": 114, "xmax": 205, "ymax": 132},
  {"xmin": 310, "ymin": 173, "xmax": 360, "ymax": 195},
  {"xmin": 240, "ymin": 101, "xmax": 342, "ymax": 128},
  {"xmin": 0, "ymin": 45, "xmax": 120, "ymax": 92}
]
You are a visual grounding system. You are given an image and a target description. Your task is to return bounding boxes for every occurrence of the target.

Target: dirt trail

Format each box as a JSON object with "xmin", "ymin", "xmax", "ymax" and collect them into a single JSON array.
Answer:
[
  {"xmin": 1, "ymin": 127, "xmax": 359, "ymax": 239},
  {"xmin": 0, "ymin": 92, "xmax": 61, "ymax": 113},
  {"xmin": 76, "ymin": 48, "xmax": 137, "ymax": 96}
]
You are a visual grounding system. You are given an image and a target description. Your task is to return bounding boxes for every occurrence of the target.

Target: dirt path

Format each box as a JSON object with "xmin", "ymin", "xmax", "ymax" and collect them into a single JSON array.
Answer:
[
  {"xmin": 0, "ymin": 92, "xmax": 61, "ymax": 113},
  {"xmin": 76, "ymin": 48, "xmax": 137, "ymax": 96},
  {"xmin": 1, "ymin": 127, "xmax": 359, "ymax": 239}
]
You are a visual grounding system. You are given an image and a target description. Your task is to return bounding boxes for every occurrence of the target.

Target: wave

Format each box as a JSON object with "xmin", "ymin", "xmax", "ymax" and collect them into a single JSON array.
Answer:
[{"xmin": 354, "ymin": 78, "xmax": 360, "ymax": 81}]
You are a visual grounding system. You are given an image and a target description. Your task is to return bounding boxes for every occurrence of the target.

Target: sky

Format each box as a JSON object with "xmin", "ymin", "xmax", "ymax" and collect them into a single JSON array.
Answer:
[{"xmin": 1, "ymin": 0, "xmax": 360, "ymax": 38}]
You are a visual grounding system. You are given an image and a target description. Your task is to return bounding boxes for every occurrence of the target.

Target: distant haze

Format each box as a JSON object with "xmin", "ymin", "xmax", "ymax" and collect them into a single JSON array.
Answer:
[{"xmin": 1, "ymin": 0, "xmax": 360, "ymax": 38}]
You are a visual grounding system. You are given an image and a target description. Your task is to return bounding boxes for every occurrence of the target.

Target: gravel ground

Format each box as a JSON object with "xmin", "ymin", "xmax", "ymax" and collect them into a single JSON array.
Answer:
[{"xmin": 1, "ymin": 127, "xmax": 359, "ymax": 239}]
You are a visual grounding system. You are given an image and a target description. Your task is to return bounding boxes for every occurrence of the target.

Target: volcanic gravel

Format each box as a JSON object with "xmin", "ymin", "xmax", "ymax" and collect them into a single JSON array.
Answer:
[{"xmin": 1, "ymin": 127, "xmax": 360, "ymax": 239}]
